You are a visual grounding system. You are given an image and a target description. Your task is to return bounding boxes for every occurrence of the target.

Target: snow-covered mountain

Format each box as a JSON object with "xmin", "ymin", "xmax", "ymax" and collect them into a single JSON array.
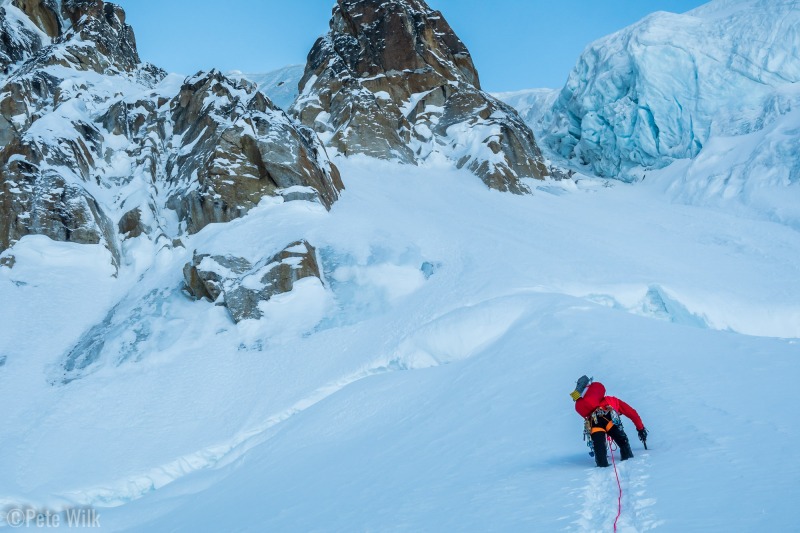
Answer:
[{"xmin": 1, "ymin": 0, "xmax": 799, "ymax": 531}]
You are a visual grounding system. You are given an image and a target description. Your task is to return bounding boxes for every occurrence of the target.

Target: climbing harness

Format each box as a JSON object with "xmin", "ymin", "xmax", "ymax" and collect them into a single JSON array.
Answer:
[
  {"xmin": 583, "ymin": 406, "xmax": 622, "ymax": 456},
  {"xmin": 608, "ymin": 436, "xmax": 623, "ymax": 532},
  {"xmin": 589, "ymin": 406, "xmax": 622, "ymax": 434}
]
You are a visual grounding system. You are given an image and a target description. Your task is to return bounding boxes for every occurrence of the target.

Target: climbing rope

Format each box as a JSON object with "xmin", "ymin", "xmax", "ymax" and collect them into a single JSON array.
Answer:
[{"xmin": 608, "ymin": 436, "xmax": 623, "ymax": 532}]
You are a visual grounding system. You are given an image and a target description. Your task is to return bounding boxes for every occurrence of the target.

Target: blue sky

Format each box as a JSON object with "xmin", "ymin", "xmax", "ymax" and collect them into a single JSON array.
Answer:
[{"xmin": 123, "ymin": 0, "xmax": 709, "ymax": 92}]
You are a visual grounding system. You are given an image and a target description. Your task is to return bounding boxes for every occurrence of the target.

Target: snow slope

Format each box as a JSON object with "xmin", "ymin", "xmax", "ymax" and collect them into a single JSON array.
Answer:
[
  {"xmin": 494, "ymin": 87, "xmax": 559, "ymax": 139},
  {"xmin": 1, "ymin": 156, "xmax": 798, "ymax": 531},
  {"xmin": 236, "ymin": 64, "xmax": 305, "ymax": 110},
  {"xmin": 2, "ymin": 0, "xmax": 799, "ymax": 530}
]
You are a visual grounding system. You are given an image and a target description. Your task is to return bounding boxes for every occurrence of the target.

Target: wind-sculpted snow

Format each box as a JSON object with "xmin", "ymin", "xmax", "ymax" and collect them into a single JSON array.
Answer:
[
  {"xmin": 389, "ymin": 295, "xmax": 529, "ymax": 369},
  {"xmin": 545, "ymin": 0, "xmax": 800, "ymax": 184}
]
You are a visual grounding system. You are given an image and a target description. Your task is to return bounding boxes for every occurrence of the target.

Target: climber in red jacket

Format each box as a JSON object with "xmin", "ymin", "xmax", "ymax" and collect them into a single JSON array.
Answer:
[{"xmin": 571, "ymin": 375, "xmax": 648, "ymax": 467}]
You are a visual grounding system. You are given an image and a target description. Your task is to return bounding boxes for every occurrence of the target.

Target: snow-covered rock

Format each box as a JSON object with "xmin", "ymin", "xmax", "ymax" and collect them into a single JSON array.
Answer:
[
  {"xmin": 183, "ymin": 240, "xmax": 323, "ymax": 323},
  {"xmin": 0, "ymin": 0, "xmax": 343, "ymax": 266},
  {"xmin": 545, "ymin": 0, "xmax": 800, "ymax": 182},
  {"xmin": 291, "ymin": 0, "xmax": 549, "ymax": 193},
  {"xmin": 0, "ymin": 0, "xmax": 149, "ymax": 266},
  {"xmin": 161, "ymin": 70, "xmax": 342, "ymax": 234},
  {"xmin": 0, "ymin": 1, "xmax": 50, "ymax": 74}
]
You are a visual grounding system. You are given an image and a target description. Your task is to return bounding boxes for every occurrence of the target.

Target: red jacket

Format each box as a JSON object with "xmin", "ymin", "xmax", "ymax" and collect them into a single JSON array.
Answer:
[{"xmin": 575, "ymin": 382, "xmax": 644, "ymax": 431}]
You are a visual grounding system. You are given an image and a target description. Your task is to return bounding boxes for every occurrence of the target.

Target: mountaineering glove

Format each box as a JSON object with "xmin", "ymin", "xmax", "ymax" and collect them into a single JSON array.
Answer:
[{"xmin": 638, "ymin": 428, "xmax": 648, "ymax": 443}]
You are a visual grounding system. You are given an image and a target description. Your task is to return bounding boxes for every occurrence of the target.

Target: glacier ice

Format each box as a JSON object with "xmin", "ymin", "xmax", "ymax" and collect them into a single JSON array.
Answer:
[{"xmin": 544, "ymin": 0, "xmax": 800, "ymax": 182}]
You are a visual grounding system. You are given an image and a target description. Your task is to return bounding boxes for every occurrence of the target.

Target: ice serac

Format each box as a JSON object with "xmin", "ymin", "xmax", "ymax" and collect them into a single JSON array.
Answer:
[
  {"xmin": 291, "ymin": 0, "xmax": 548, "ymax": 193},
  {"xmin": 545, "ymin": 0, "xmax": 800, "ymax": 182},
  {"xmin": 0, "ymin": 0, "xmax": 343, "ymax": 265}
]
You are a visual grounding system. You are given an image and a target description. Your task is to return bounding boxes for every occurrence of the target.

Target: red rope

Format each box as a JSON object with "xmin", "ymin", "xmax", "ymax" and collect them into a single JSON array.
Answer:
[{"xmin": 608, "ymin": 436, "xmax": 623, "ymax": 532}]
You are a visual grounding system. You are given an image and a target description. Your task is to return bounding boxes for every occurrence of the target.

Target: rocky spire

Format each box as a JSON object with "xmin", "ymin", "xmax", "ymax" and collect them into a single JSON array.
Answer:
[
  {"xmin": 292, "ymin": 0, "xmax": 549, "ymax": 192},
  {"xmin": 326, "ymin": 0, "xmax": 480, "ymax": 89}
]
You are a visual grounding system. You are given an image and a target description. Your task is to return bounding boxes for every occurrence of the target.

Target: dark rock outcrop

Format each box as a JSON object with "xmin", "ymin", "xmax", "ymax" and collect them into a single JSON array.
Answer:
[
  {"xmin": 11, "ymin": 0, "xmax": 61, "ymax": 38},
  {"xmin": 117, "ymin": 207, "xmax": 148, "ymax": 238},
  {"xmin": 291, "ymin": 0, "xmax": 548, "ymax": 192},
  {"xmin": 0, "ymin": 158, "xmax": 120, "ymax": 262},
  {"xmin": 165, "ymin": 71, "xmax": 342, "ymax": 234},
  {"xmin": 9, "ymin": 0, "xmax": 141, "ymax": 75},
  {"xmin": 183, "ymin": 240, "xmax": 323, "ymax": 323}
]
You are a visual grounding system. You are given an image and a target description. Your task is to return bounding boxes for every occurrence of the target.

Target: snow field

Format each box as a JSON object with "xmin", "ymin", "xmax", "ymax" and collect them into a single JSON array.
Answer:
[{"xmin": 1, "ymin": 155, "xmax": 798, "ymax": 530}]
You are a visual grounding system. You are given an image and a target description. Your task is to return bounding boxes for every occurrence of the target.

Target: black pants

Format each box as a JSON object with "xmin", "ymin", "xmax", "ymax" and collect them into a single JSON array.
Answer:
[{"xmin": 590, "ymin": 413, "xmax": 634, "ymax": 468}]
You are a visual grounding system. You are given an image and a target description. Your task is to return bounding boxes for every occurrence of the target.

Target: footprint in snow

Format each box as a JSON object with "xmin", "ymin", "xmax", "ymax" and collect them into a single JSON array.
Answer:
[{"xmin": 570, "ymin": 453, "xmax": 660, "ymax": 532}]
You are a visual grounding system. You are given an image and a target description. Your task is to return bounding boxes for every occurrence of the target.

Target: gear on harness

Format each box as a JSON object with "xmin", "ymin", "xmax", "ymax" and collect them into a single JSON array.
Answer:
[
  {"xmin": 583, "ymin": 420, "xmax": 595, "ymax": 457},
  {"xmin": 587, "ymin": 406, "xmax": 633, "ymax": 466},
  {"xmin": 590, "ymin": 406, "xmax": 621, "ymax": 427}
]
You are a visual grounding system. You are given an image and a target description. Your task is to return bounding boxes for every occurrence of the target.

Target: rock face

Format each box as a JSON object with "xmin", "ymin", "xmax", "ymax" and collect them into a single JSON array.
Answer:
[
  {"xmin": 183, "ymin": 240, "xmax": 323, "ymax": 323},
  {"xmin": 164, "ymin": 70, "xmax": 342, "ymax": 234},
  {"xmin": 0, "ymin": 0, "xmax": 144, "ymax": 264},
  {"xmin": 0, "ymin": 0, "xmax": 342, "ymax": 265},
  {"xmin": 291, "ymin": 0, "xmax": 548, "ymax": 193},
  {"xmin": 0, "ymin": 2, "xmax": 46, "ymax": 71}
]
